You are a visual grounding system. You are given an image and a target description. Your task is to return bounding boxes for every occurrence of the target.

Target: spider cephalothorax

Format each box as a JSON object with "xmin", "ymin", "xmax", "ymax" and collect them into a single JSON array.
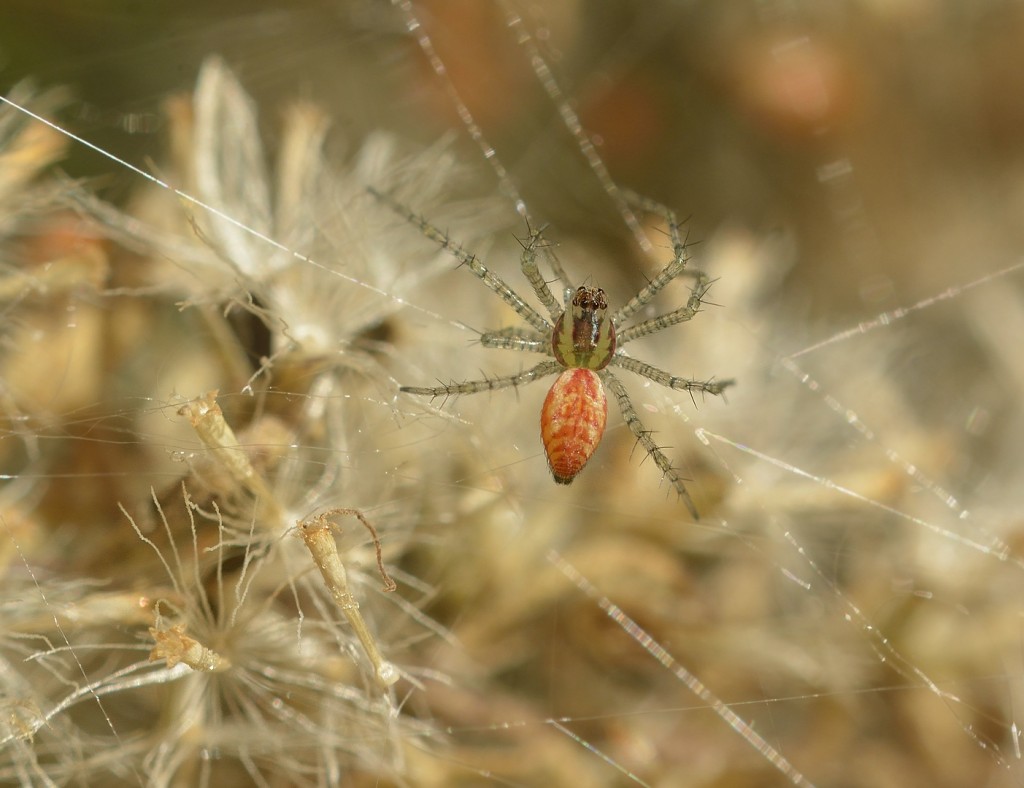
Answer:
[
  {"xmin": 551, "ymin": 286, "xmax": 616, "ymax": 370},
  {"xmin": 373, "ymin": 187, "xmax": 734, "ymax": 518}
]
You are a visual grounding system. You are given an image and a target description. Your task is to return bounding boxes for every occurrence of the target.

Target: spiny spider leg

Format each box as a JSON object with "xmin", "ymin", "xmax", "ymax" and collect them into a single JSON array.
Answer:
[
  {"xmin": 483, "ymin": 325, "xmax": 547, "ymax": 340},
  {"xmin": 400, "ymin": 359, "xmax": 562, "ymax": 398},
  {"xmin": 481, "ymin": 327, "xmax": 549, "ymax": 353},
  {"xmin": 602, "ymin": 370, "xmax": 700, "ymax": 519},
  {"xmin": 616, "ymin": 275, "xmax": 713, "ymax": 345},
  {"xmin": 612, "ymin": 355, "xmax": 734, "ymax": 398},
  {"xmin": 369, "ymin": 187, "xmax": 552, "ymax": 335},
  {"xmin": 518, "ymin": 225, "xmax": 564, "ymax": 320},
  {"xmin": 538, "ymin": 243, "xmax": 573, "ymax": 297},
  {"xmin": 612, "ymin": 189, "xmax": 697, "ymax": 326}
]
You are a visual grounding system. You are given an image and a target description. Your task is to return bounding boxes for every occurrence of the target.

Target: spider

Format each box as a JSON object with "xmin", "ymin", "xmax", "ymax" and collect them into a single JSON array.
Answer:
[{"xmin": 372, "ymin": 187, "xmax": 734, "ymax": 518}]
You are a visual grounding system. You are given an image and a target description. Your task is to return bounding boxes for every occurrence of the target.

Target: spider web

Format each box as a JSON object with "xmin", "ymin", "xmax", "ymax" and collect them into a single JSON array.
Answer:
[{"xmin": 1, "ymin": 2, "xmax": 1023, "ymax": 786}]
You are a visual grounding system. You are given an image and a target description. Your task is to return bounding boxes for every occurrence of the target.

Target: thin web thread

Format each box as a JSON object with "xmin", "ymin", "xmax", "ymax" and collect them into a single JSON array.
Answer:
[
  {"xmin": 549, "ymin": 548, "xmax": 816, "ymax": 787},
  {"xmin": 496, "ymin": 0, "xmax": 652, "ymax": 253},
  {"xmin": 697, "ymin": 429, "xmax": 1018, "ymax": 566}
]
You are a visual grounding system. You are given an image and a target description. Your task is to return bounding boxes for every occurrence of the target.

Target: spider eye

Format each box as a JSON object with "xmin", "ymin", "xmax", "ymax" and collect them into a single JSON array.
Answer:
[{"xmin": 572, "ymin": 286, "xmax": 608, "ymax": 312}]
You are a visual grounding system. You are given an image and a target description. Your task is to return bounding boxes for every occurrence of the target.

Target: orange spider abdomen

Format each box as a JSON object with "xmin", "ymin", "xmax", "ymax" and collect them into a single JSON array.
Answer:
[{"xmin": 540, "ymin": 368, "xmax": 608, "ymax": 484}]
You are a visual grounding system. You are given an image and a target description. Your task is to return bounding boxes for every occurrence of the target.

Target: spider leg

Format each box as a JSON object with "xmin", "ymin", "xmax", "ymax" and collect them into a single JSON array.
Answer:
[
  {"xmin": 481, "ymin": 327, "xmax": 550, "ymax": 354},
  {"xmin": 518, "ymin": 225, "xmax": 566, "ymax": 320},
  {"xmin": 612, "ymin": 189, "xmax": 699, "ymax": 326},
  {"xmin": 601, "ymin": 370, "xmax": 700, "ymax": 519},
  {"xmin": 615, "ymin": 275, "xmax": 713, "ymax": 345},
  {"xmin": 401, "ymin": 360, "xmax": 561, "ymax": 399},
  {"xmin": 369, "ymin": 187, "xmax": 552, "ymax": 334},
  {"xmin": 610, "ymin": 355, "xmax": 735, "ymax": 399}
]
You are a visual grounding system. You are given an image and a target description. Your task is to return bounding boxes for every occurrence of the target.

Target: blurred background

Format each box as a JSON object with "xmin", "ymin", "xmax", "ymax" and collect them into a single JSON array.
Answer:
[{"xmin": 1, "ymin": 1, "xmax": 1023, "ymax": 786}]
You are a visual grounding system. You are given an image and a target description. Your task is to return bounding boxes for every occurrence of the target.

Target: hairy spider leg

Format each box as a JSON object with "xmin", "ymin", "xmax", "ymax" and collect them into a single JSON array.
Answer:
[
  {"xmin": 610, "ymin": 356, "xmax": 734, "ymax": 400},
  {"xmin": 612, "ymin": 189, "xmax": 711, "ymax": 329},
  {"xmin": 369, "ymin": 187, "xmax": 558, "ymax": 334},
  {"xmin": 517, "ymin": 225, "xmax": 564, "ymax": 320},
  {"xmin": 400, "ymin": 360, "xmax": 562, "ymax": 399},
  {"xmin": 601, "ymin": 370, "xmax": 703, "ymax": 519}
]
